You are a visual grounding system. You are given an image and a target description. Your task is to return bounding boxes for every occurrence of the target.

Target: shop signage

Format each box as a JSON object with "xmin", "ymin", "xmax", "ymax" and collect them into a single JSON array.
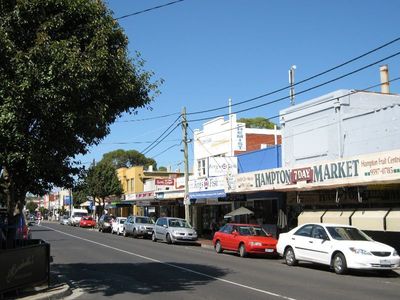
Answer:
[
  {"xmin": 136, "ymin": 191, "xmax": 154, "ymax": 200},
  {"xmin": 189, "ymin": 189, "xmax": 226, "ymax": 200},
  {"xmin": 208, "ymin": 157, "xmax": 238, "ymax": 177},
  {"xmin": 125, "ymin": 193, "xmax": 136, "ymax": 201},
  {"xmin": 235, "ymin": 149, "xmax": 400, "ymax": 192},
  {"xmin": 155, "ymin": 178, "xmax": 174, "ymax": 186}
]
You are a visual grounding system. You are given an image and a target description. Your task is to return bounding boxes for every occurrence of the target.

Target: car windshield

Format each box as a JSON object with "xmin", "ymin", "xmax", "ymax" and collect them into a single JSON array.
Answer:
[
  {"xmin": 168, "ymin": 219, "xmax": 191, "ymax": 228},
  {"xmin": 136, "ymin": 217, "xmax": 154, "ymax": 224},
  {"xmin": 326, "ymin": 226, "xmax": 372, "ymax": 241},
  {"xmin": 74, "ymin": 212, "xmax": 87, "ymax": 217},
  {"xmin": 238, "ymin": 226, "xmax": 269, "ymax": 236}
]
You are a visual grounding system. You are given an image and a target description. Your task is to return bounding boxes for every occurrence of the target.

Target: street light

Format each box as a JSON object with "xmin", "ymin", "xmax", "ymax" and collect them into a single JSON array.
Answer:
[{"xmin": 288, "ymin": 65, "xmax": 296, "ymax": 106}]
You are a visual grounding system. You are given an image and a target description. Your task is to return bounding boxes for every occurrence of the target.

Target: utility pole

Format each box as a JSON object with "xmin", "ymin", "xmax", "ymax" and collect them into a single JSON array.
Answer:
[
  {"xmin": 289, "ymin": 65, "xmax": 296, "ymax": 105},
  {"xmin": 182, "ymin": 107, "xmax": 191, "ymax": 223}
]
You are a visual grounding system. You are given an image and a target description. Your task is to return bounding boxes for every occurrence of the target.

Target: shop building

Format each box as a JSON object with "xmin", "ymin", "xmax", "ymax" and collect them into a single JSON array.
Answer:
[{"xmin": 190, "ymin": 114, "xmax": 282, "ymax": 236}]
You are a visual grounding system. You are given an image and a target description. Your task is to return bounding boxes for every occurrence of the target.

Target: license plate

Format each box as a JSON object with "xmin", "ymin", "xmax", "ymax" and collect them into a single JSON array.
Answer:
[
  {"xmin": 265, "ymin": 249, "xmax": 274, "ymax": 253},
  {"xmin": 380, "ymin": 259, "xmax": 391, "ymax": 267}
]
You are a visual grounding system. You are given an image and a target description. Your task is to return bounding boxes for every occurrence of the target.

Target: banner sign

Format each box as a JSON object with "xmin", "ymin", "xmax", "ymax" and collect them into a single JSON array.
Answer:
[
  {"xmin": 235, "ymin": 149, "xmax": 400, "ymax": 192},
  {"xmin": 155, "ymin": 178, "xmax": 175, "ymax": 186},
  {"xmin": 208, "ymin": 157, "xmax": 238, "ymax": 177}
]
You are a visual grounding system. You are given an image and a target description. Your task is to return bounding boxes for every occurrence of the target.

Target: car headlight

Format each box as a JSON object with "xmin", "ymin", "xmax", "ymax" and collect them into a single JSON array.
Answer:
[
  {"xmin": 250, "ymin": 241, "xmax": 262, "ymax": 246},
  {"xmin": 393, "ymin": 250, "xmax": 398, "ymax": 256},
  {"xmin": 349, "ymin": 247, "xmax": 372, "ymax": 255},
  {"xmin": 139, "ymin": 225, "xmax": 145, "ymax": 230}
]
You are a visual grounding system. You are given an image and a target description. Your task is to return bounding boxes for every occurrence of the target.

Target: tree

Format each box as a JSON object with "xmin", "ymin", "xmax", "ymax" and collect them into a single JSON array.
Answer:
[
  {"xmin": 85, "ymin": 161, "xmax": 122, "ymax": 216},
  {"xmin": 238, "ymin": 117, "xmax": 278, "ymax": 129},
  {"xmin": 0, "ymin": 0, "xmax": 160, "ymax": 241},
  {"xmin": 26, "ymin": 201, "xmax": 38, "ymax": 214},
  {"xmin": 101, "ymin": 149, "xmax": 157, "ymax": 169}
]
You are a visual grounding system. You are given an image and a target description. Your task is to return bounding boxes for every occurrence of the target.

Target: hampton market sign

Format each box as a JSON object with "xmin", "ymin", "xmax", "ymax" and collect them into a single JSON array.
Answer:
[{"xmin": 235, "ymin": 149, "xmax": 400, "ymax": 192}]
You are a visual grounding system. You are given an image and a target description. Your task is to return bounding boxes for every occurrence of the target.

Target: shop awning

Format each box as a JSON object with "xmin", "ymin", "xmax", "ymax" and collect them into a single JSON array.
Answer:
[
  {"xmin": 351, "ymin": 209, "xmax": 389, "ymax": 231},
  {"xmin": 298, "ymin": 210, "xmax": 326, "ymax": 225},
  {"xmin": 322, "ymin": 210, "xmax": 354, "ymax": 225},
  {"xmin": 224, "ymin": 207, "xmax": 254, "ymax": 219},
  {"xmin": 386, "ymin": 209, "xmax": 400, "ymax": 232}
]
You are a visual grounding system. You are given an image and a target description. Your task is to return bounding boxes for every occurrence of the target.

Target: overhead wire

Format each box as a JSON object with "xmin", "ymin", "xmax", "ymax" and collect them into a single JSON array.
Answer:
[
  {"xmin": 141, "ymin": 114, "xmax": 182, "ymax": 155},
  {"xmin": 186, "ymin": 36, "xmax": 400, "ymax": 116},
  {"xmin": 115, "ymin": 0, "xmax": 185, "ymax": 20},
  {"xmin": 187, "ymin": 50, "xmax": 400, "ymax": 123}
]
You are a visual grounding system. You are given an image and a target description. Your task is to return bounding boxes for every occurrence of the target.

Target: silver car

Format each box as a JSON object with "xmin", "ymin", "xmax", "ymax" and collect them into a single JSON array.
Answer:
[
  {"xmin": 152, "ymin": 217, "xmax": 198, "ymax": 244},
  {"xmin": 123, "ymin": 215, "xmax": 154, "ymax": 238},
  {"xmin": 59, "ymin": 215, "xmax": 70, "ymax": 225}
]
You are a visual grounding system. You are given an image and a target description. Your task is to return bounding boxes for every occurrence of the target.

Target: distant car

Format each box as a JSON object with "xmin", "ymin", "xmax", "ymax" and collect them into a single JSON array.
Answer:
[
  {"xmin": 98, "ymin": 215, "xmax": 115, "ymax": 233},
  {"xmin": 59, "ymin": 215, "xmax": 70, "ymax": 225},
  {"xmin": 111, "ymin": 217, "xmax": 127, "ymax": 235},
  {"xmin": 79, "ymin": 216, "xmax": 96, "ymax": 228},
  {"xmin": 123, "ymin": 216, "xmax": 154, "ymax": 238},
  {"xmin": 152, "ymin": 217, "xmax": 197, "ymax": 244},
  {"xmin": 276, "ymin": 223, "xmax": 400, "ymax": 274},
  {"xmin": 212, "ymin": 223, "xmax": 277, "ymax": 258}
]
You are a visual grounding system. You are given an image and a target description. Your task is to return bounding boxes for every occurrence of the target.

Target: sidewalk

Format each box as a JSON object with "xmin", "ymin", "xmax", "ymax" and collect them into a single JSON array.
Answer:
[{"xmin": 197, "ymin": 237, "xmax": 214, "ymax": 250}]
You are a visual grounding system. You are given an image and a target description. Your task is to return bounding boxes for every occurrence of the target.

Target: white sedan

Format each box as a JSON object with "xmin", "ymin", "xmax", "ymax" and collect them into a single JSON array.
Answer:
[
  {"xmin": 111, "ymin": 217, "xmax": 127, "ymax": 235},
  {"xmin": 276, "ymin": 223, "xmax": 400, "ymax": 274}
]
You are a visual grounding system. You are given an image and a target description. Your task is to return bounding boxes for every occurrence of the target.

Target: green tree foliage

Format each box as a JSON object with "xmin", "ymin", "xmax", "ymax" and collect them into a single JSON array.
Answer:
[
  {"xmin": 158, "ymin": 166, "xmax": 167, "ymax": 171},
  {"xmin": 85, "ymin": 161, "xmax": 122, "ymax": 215},
  {"xmin": 238, "ymin": 117, "xmax": 278, "ymax": 129},
  {"xmin": 0, "ymin": 0, "xmax": 160, "ymax": 226},
  {"xmin": 25, "ymin": 201, "xmax": 38, "ymax": 213},
  {"xmin": 101, "ymin": 149, "xmax": 157, "ymax": 169}
]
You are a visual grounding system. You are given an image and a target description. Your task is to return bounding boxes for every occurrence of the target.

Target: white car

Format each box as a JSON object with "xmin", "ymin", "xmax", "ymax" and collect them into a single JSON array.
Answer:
[
  {"xmin": 111, "ymin": 217, "xmax": 127, "ymax": 235},
  {"xmin": 276, "ymin": 223, "xmax": 400, "ymax": 274}
]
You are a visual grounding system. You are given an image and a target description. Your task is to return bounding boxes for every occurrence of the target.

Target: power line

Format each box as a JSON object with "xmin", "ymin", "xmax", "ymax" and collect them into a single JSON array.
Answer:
[
  {"xmin": 141, "ymin": 114, "xmax": 182, "ymax": 155},
  {"xmin": 188, "ymin": 76, "xmax": 400, "ymax": 139},
  {"xmin": 116, "ymin": 112, "xmax": 180, "ymax": 123},
  {"xmin": 101, "ymin": 139, "xmax": 181, "ymax": 145},
  {"xmin": 186, "ymin": 36, "xmax": 400, "ymax": 116},
  {"xmin": 115, "ymin": 0, "xmax": 185, "ymax": 20},
  {"xmin": 187, "ymin": 50, "xmax": 400, "ymax": 123},
  {"xmin": 151, "ymin": 143, "xmax": 181, "ymax": 159}
]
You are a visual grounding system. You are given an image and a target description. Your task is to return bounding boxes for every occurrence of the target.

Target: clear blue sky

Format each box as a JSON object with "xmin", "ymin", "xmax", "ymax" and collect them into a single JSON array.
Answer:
[{"xmin": 78, "ymin": 0, "xmax": 400, "ymax": 171}]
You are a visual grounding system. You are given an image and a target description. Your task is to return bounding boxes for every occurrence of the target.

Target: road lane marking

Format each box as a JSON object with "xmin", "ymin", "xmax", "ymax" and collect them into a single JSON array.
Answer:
[{"xmin": 43, "ymin": 225, "xmax": 297, "ymax": 300}]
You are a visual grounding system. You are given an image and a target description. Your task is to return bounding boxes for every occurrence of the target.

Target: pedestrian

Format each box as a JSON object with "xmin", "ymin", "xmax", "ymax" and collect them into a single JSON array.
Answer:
[{"xmin": 37, "ymin": 213, "xmax": 42, "ymax": 225}]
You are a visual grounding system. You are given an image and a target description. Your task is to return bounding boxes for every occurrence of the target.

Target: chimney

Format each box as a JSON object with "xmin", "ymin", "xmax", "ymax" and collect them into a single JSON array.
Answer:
[{"xmin": 380, "ymin": 65, "xmax": 390, "ymax": 94}]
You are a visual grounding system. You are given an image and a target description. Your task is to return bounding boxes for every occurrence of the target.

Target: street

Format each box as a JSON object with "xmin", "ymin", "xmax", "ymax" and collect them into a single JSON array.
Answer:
[{"xmin": 31, "ymin": 222, "xmax": 400, "ymax": 300}]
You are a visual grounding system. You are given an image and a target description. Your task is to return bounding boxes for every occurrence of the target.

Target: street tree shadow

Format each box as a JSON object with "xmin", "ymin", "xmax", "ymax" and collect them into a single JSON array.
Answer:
[{"xmin": 52, "ymin": 262, "xmax": 229, "ymax": 297}]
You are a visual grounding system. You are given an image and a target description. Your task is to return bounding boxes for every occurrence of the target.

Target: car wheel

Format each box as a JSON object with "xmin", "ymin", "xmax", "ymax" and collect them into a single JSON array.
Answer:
[
  {"xmin": 133, "ymin": 229, "xmax": 138, "ymax": 238},
  {"xmin": 239, "ymin": 243, "xmax": 247, "ymax": 258},
  {"xmin": 215, "ymin": 240, "xmax": 223, "ymax": 253},
  {"xmin": 166, "ymin": 233, "xmax": 173, "ymax": 244},
  {"xmin": 99, "ymin": 227, "xmax": 102, "ymax": 232},
  {"xmin": 284, "ymin": 247, "xmax": 298, "ymax": 266},
  {"xmin": 332, "ymin": 253, "xmax": 347, "ymax": 275},
  {"xmin": 123, "ymin": 229, "xmax": 127, "ymax": 237},
  {"xmin": 152, "ymin": 232, "xmax": 157, "ymax": 242}
]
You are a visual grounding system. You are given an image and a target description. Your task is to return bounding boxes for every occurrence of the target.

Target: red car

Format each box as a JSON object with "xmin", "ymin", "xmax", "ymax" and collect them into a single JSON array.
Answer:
[
  {"xmin": 212, "ymin": 223, "xmax": 277, "ymax": 258},
  {"xmin": 79, "ymin": 216, "xmax": 96, "ymax": 228}
]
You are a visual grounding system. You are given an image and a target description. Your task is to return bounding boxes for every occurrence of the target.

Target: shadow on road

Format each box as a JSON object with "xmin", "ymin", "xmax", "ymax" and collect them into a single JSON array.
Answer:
[{"xmin": 52, "ymin": 262, "xmax": 229, "ymax": 297}]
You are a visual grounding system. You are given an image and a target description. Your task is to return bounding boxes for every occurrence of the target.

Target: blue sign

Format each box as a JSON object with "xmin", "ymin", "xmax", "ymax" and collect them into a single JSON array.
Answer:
[
  {"xmin": 189, "ymin": 190, "xmax": 226, "ymax": 200},
  {"xmin": 64, "ymin": 196, "xmax": 72, "ymax": 205}
]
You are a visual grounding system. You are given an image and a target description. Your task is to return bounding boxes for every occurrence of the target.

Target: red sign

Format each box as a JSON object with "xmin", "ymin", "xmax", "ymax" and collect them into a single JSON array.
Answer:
[
  {"xmin": 291, "ymin": 167, "xmax": 313, "ymax": 184},
  {"xmin": 155, "ymin": 178, "xmax": 174, "ymax": 186}
]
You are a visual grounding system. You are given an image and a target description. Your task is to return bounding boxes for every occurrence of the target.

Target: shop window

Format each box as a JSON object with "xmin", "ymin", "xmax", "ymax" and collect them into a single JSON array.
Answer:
[{"xmin": 197, "ymin": 159, "xmax": 207, "ymax": 177}]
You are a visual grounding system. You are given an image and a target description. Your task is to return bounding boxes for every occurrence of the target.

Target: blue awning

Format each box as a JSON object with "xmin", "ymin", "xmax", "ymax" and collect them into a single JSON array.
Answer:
[{"xmin": 189, "ymin": 190, "xmax": 226, "ymax": 200}]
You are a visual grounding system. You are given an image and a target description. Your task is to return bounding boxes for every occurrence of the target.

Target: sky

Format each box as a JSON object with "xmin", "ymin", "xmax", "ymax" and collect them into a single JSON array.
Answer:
[{"xmin": 77, "ymin": 0, "xmax": 400, "ymax": 171}]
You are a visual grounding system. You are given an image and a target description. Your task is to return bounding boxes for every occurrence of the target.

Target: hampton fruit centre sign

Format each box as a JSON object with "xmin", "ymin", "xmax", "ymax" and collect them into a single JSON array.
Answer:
[{"xmin": 235, "ymin": 149, "xmax": 400, "ymax": 192}]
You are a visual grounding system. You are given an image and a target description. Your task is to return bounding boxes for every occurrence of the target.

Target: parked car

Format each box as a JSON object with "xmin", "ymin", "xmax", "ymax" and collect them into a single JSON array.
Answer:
[
  {"xmin": 98, "ymin": 214, "xmax": 115, "ymax": 233},
  {"xmin": 0, "ymin": 210, "xmax": 31, "ymax": 241},
  {"xmin": 69, "ymin": 208, "xmax": 88, "ymax": 226},
  {"xmin": 277, "ymin": 223, "xmax": 400, "ymax": 274},
  {"xmin": 212, "ymin": 223, "xmax": 277, "ymax": 258},
  {"xmin": 111, "ymin": 217, "xmax": 127, "ymax": 235},
  {"xmin": 59, "ymin": 215, "xmax": 70, "ymax": 225},
  {"xmin": 79, "ymin": 216, "xmax": 96, "ymax": 228},
  {"xmin": 123, "ymin": 216, "xmax": 154, "ymax": 238},
  {"xmin": 152, "ymin": 217, "xmax": 197, "ymax": 244}
]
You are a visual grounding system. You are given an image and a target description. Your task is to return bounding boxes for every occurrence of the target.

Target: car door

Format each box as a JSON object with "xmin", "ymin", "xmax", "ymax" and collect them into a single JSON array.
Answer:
[
  {"xmin": 308, "ymin": 225, "xmax": 332, "ymax": 265},
  {"xmin": 155, "ymin": 218, "xmax": 165, "ymax": 239},
  {"xmin": 291, "ymin": 224, "xmax": 314, "ymax": 261},
  {"xmin": 220, "ymin": 225, "xmax": 235, "ymax": 250}
]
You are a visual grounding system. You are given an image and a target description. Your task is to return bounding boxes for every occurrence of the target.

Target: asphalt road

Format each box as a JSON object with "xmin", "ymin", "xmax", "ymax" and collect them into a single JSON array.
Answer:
[{"xmin": 31, "ymin": 222, "xmax": 400, "ymax": 300}]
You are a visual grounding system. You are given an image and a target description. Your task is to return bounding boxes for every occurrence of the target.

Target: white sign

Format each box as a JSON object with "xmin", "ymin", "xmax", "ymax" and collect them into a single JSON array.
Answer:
[
  {"xmin": 208, "ymin": 157, "xmax": 238, "ymax": 177},
  {"xmin": 235, "ymin": 149, "xmax": 400, "ymax": 192}
]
